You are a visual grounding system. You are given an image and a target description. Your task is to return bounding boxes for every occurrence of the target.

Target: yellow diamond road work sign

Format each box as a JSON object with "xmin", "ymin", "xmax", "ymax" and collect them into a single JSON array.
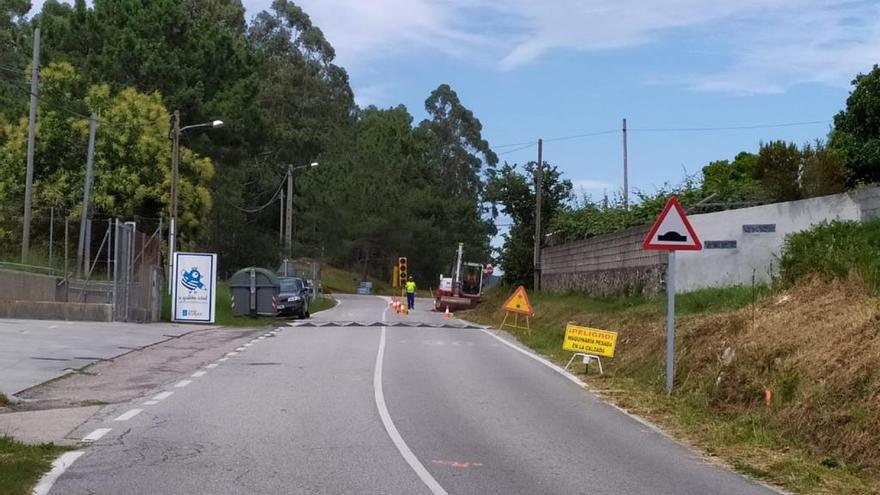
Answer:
[
  {"xmin": 502, "ymin": 285, "xmax": 533, "ymax": 315},
  {"xmin": 562, "ymin": 323, "xmax": 618, "ymax": 358}
]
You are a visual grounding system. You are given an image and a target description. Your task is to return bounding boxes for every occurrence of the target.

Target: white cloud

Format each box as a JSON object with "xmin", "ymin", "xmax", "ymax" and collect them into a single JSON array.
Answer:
[{"xmin": 277, "ymin": 0, "xmax": 880, "ymax": 94}]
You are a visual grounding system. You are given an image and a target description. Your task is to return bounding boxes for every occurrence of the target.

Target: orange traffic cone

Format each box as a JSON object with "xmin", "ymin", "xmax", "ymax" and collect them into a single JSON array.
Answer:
[{"xmin": 444, "ymin": 305, "xmax": 452, "ymax": 320}]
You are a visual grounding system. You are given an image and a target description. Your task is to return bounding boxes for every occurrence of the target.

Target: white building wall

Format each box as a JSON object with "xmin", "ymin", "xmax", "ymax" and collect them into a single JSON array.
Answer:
[{"xmin": 675, "ymin": 192, "xmax": 863, "ymax": 292}]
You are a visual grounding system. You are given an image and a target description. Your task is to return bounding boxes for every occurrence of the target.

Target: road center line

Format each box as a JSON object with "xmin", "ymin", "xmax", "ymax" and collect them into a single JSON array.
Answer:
[
  {"xmin": 114, "ymin": 408, "xmax": 143, "ymax": 421},
  {"xmin": 218, "ymin": 357, "xmax": 229, "ymax": 361},
  {"xmin": 32, "ymin": 450, "xmax": 85, "ymax": 495},
  {"xmin": 374, "ymin": 321, "xmax": 448, "ymax": 495},
  {"xmin": 205, "ymin": 363, "xmax": 219, "ymax": 369},
  {"xmin": 82, "ymin": 428, "xmax": 111, "ymax": 442},
  {"xmin": 143, "ymin": 400, "xmax": 160, "ymax": 405},
  {"xmin": 191, "ymin": 370, "xmax": 207, "ymax": 377},
  {"xmin": 174, "ymin": 380, "xmax": 192, "ymax": 388},
  {"xmin": 152, "ymin": 391, "xmax": 174, "ymax": 401}
]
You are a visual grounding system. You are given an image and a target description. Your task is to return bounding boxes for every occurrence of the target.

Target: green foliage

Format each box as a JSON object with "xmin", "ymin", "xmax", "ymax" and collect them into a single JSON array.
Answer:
[
  {"xmin": 701, "ymin": 152, "xmax": 759, "ymax": 202},
  {"xmin": 485, "ymin": 161, "xmax": 572, "ymax": 286},
  {"xmin": 779, "ymin": 219, "xmax": 880, "ymax": 291},
  {"xmin": 830, "ymin": 65, "xmax": 880, "ymax": 186},
  {"xmin": 0, "ymin": 436, "xmax": 70, "ymax": 495},
  {"xmin": 753, "ymin": 140, "xmax": 803, "ymax": 201}
]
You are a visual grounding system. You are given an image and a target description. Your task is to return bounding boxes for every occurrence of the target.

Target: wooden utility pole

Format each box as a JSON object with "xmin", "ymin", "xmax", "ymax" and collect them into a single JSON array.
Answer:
[
  {"xmin": 285, "ymin": 165, "xmax": 293, "ymax": 260},
  {"xmin": 77, "ymin": 114, "xmax": 97, "ymax": 276},
  {"xmin": 279, "ymin": 189, "xmax": 284, "ymax": 247},
  {"xmin": 623, "ymin": 118, "xmax": 629, "ymax": 210},
  {"xmin": 21, "ymin": 27, "xmax": 40, "ymax": 263},
  {"xmin": 534, "ymin": 138, "xmax": 543, "ymax": 291}
]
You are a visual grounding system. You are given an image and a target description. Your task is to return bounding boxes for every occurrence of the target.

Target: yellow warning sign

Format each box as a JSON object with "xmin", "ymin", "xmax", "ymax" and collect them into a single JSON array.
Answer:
[
  {"xmin": 501, "ymin": 285, "xmax": 533, "ymax": 315},
  {"xmin": 562, "ymin": 323, "xmax": 618, "ymax": 358}
]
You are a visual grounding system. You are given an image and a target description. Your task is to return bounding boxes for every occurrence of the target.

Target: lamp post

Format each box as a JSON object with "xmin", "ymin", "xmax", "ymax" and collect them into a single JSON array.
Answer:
[
  {"xmin": 282, "ymin": 162, "xmax": 318, "ymax": 273},
  {"xmin": 168, "ymin": 111, "xmax": 223, "ymax": 293}
]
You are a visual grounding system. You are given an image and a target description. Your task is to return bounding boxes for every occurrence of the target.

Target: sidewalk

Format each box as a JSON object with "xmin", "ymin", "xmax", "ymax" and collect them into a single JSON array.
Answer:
[{"xmin": 0, "ymin": 318, "xmax": 214, "ymax": 396}]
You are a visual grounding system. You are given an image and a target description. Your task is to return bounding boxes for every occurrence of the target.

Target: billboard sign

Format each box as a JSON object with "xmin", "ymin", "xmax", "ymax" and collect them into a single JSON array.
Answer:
[{"xmin": 172, "ymin": 252, "xmax": 217, "ymax": 323}]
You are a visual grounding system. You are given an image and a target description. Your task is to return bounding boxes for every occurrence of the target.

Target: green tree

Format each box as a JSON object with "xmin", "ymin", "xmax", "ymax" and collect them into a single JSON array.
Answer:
[
  {"xmin": 485, "ymin": 161, "xmax": 572, "ymax": 287},
  {"xmin": 830, "ymin": 65, "xmax": 880, "ymax": 186},
  {"xmin": 701, "ymin": 151, "xmax": 759, "ymax": 202},
  {"xmin": 801, "ymin": 141, "xmax": 847, "ymax": 198},
  {"xmin": 753, "ymin": 140, "xmax": 802, "ymax": 201}
]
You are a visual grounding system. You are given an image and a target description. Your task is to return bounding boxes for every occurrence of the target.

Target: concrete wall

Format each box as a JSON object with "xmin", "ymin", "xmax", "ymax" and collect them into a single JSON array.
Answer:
[
  {"xmin": 540, "ymin": 186, "xmax": 880, "ymax": 295},
  {"xmin": 541, "ymin": 225, "xmax": 668, "ymax": 296},
  {"xmin": 0, "ymin": 300, "xmax": 112, "ymax": 321},
  {"xmin": 675, "ymin": 190, "xmax": 865, "ymax": 292},
  {"xmin": 0, "ymin": 269, "xmax": 60, "ymax": 302}
]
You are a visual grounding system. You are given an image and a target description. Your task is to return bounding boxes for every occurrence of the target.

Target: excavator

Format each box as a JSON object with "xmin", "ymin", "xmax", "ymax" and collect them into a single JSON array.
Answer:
[{"xmin": 433, "ymin": 243, "xmax": 488, "ymax": 311}]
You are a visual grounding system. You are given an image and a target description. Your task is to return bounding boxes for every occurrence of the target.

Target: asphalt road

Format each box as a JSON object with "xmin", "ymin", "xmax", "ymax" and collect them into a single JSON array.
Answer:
[{"xmin": 48, "ymin": 294, "xmax": 777, "ymax": 494}]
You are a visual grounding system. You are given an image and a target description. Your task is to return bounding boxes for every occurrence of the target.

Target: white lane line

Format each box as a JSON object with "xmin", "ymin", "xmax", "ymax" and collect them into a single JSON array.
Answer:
[
  {"xmin": 479, "ymin": 328, "xmax": 585, "ymax": 389},
  {"xmin": 374, "ymin": 325, "xmax": 448, "ymax": 495},
  {"xmin": 258, "ymin": 336, "xmax": 266, "ymax": 340},
  {"xmin": 235, "ymin": 347, "xmax": 246, "ymax": 351},
  {"xmin": 152, "ymin": 391, "xmax": 174, "ymax": 401},
  {"xmin": 218, "ymin": 357, "xmax": 230, "ymax": 361},
  {"xmin": 191, "ymin": 370, "xmax": 207, "ymax": 378},
  {"xmin": 244, "ymin": 343, "xmax": 252, "ymax": 347},
  {"xmin": 32, "ymin": 450, "xmax": 85, "ymax": 495},
  {"xmin": 82, "ymin": 428, "xmax": 112, "ymax": 442},
  {"xmin": 114, "ymin": 408, "xmax": 143, "ymax": 421},
  {"xmin": 226, "ymin": 352, "xmax": 238, "ymax": 356},
  {"xmin": 174, "ymin": 380, "xmax": 192, "ymax": 388},
  {"xmin": 205, "ymin": 363, "xmax": 219, "ymax": 369},
  {"xmin": 143, "ymin": 400, "xmax": 160, "ymax": 405}
]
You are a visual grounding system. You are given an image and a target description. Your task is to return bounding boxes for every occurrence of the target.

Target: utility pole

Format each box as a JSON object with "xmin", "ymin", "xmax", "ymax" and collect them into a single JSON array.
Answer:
[
  {"xmin": 77, "ymin": 114, "xmax": 97, "ymax": 276},
  {"xmin": 534, "ymin": 138, "xmax": 543, "ymax": 291},
  {"xmin": 168, "ymin": 110, "xmax": 180, "ymax": 293},
  {"xmin": 622, "ymin": 118, "xmax": 629, "ymax": 210},
  {"xmin": 279, "ymin": 189, "xmax": 284, "ymax": 247},
  {"xmin": 21, "ymin": 27, "xmax": 41, "ymax": 263},
  {"xmin": 285, "ymin": 165, "xmax": 293, "ymax": 261}
]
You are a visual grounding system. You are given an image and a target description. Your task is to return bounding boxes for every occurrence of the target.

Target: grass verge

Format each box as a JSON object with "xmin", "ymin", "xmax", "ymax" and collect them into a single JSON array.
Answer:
[
  {"xmin": 0, "ymin": 436, "xmax": 70, "ymax": 495},
  {"xmin": 461, "ymin": 282, "xmax": 880, "ymax": 494}
]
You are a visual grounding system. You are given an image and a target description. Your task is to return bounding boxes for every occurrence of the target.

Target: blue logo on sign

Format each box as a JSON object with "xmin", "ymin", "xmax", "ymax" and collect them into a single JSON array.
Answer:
[
  {"xmin": 182, "ymin": 309, "xmax": 188, "ymax": 316},
  {"xmin": 181, "ymin": 267, "xmax": 205, "ymax": 292}
]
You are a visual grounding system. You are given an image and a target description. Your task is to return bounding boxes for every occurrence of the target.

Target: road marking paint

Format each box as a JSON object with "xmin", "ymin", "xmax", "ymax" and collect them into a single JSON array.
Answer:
[
  {"xmin": 244, "ymin": 343, "xmax": 252, "ymax": 347},
  {"xmin": 191, "ymin": 370, "xmax": 207, "ymax": 377},
  {"xmin": 114, "ymin": 408, "xmax": 143, "ymax": 421},
  {"xmin": 32, "ymin": 450, "xmax": 85, "ymax": 495},
  {"xmin": 82, "ymin": 428, "xmax": 111, "ymax": 442},
  {"xmin": 218, "ymin": 357, "xmax": 230, "ymax": 361},
  {"xmin": 226, "ymin": 352, "xmax": 238, "ymax": 356},
  {"xmin": 174, "ymin": 380, "xmax": 192, "ymax": 388},
  {"xmin": 432, "ymin": 460, "xmax": 483, "ymax": 468},
  {"xmin": 235, "ymin": 347, "xmax": 246, "ymax": 351},
  {"xmin": 258, "ymin": 336, "xmax": 266, "ymax": 340},
  {"xmin": 152, "ymin": 391, "xmax": 173, "ymax": 400},
  {"xmin": 205, "ymin": 363, "xmax": 219, "ymax": 369},
  {"xmin": 143, "ymin": 400, "xmax": 160, "ymax": 405},
  {"xmin": 374, "ymin": 324, "xmax": 448, "ymax": 495},
  {"xmin": 479, "ymin": 329, "xmax": 585, "ymax": 389}
]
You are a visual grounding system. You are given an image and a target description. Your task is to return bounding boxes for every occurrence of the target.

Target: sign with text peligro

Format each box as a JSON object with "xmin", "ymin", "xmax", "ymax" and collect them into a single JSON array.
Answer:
[{"xmin": 172, "ymin": 252, "xmax": 217, "ymax": 323}]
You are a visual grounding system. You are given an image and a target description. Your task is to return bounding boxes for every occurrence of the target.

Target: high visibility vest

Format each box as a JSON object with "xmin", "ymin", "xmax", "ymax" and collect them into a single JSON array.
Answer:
[{"xmin": 406, "ymin": 281, "xmax": 416, "ymax": 293}]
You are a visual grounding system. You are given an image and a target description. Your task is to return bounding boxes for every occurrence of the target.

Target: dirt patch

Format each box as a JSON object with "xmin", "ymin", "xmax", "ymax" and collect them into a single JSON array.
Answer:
[{"xmin": 13, "ymin": 327, "xmax": 266, "ymax": 411}]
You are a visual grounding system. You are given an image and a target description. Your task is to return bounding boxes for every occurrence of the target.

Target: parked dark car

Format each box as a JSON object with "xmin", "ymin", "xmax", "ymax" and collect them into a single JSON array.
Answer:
[{"xmin": 277, "ymin": 277, "xmax": 310, "ymax": 318}]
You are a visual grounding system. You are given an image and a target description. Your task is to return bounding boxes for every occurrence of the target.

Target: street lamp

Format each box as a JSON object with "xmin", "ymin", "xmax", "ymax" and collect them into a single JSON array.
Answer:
[
  {"xmin": 282, "ymin": 162, "xmax": 319, "ymax": 272},
  {"xmin": 168, "ymin": 111, "xmax": 224, "ymax": 293}
]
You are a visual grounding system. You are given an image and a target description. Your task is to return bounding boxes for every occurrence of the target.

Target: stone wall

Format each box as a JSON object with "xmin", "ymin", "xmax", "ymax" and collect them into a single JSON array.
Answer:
[{"xmin": 541, "ymin": 225, "xmax": 667, "ymax": 296}]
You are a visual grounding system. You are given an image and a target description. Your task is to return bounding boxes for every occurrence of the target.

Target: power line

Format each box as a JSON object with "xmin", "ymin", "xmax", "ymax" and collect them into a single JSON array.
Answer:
[
  {"xmin": 544, "ymin": 129, "xmax": 618, "ymax": 142},
  {"xmin": 630, "ymin": 120, "xmax": 830, "ymax": 132},
  {"xmin": 497, "ymin": 142, "xmax": 536, "ymax": 156},
  {"xmin": 222, "ymin": 174, "xmax": 287, "ymax": 214}
]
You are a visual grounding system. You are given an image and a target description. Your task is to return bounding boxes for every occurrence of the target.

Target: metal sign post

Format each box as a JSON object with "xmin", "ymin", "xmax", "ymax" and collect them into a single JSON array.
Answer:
[
  {"xmin": 666, "ymin": 251, "xmax": 676, "ymax": 394},
  {"xmin": 642, "ymin": 196, "xmax": 702, "ymax": 394}
]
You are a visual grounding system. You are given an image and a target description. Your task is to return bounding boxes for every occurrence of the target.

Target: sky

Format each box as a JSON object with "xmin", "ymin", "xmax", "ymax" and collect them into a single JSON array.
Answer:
[{"xmin": 29, "ymin": 0, "xmax": 880, "ymax": 241}]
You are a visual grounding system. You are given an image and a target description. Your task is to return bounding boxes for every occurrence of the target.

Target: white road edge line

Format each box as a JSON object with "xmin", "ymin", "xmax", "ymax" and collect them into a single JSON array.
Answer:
[
  {"xmin": 226, "ymin": 352, "xmax": 238, "ymax": 357},
  {"xmin": 114, "ymin": 408, "xmax": 143, "ymax": 421},
  {"xmin": 218, "ymin": 357, "xmax": 229, "ymax": 362},
  {"xmin": 143, "ymin": 400, "xmax": 160, "ymax": 405},
  {"xmin": 32, "ymin": 450, "xmax": 85, "ymax": 495},
  {"xmin": 174, "ymin": 380, "xmax": 192, "ymax": 388},
  {"xmin": 374, "ymin": 317, "xmax": 448, "ymax": 495},
  {"xmin": 191, "ymin": 370, "xmax": 207, "ymax": 377},
  {"xmin": 205, "ymin": 363, "xmax": 219, "ymax": 369},
  {"xmin": 152, "ymin": 391, "xmax": 174, "ymax": 401},
  {"xmin": 82, "ymin": 428, "xmax": 112, "ymax": 442}
]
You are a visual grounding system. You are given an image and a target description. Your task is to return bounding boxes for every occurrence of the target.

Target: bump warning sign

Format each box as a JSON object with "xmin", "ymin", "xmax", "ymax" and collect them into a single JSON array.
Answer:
[{"xmin": 501, "ymin": 285, "xmax": 533, "ymax": 315}]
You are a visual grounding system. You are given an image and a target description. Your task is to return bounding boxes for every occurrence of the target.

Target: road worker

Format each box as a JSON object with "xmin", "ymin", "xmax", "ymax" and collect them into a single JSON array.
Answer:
[{"xmin": 406, "ymin": 276, "xmax": 416, "ymax": 310}]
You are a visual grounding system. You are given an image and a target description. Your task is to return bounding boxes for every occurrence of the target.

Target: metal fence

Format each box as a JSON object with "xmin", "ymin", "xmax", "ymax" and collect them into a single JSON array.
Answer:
[{"xmin": 0, "ymin": 208, "xmax": 162, "ymax": 322}]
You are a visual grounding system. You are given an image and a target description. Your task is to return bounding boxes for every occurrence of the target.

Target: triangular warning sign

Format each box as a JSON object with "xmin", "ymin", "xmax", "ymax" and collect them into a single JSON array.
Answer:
[
  {"xmin": 643, "ymin": 196, "xmax": 702, "ymax": 251},
  {"xmin": 502, "ymin": 285, "xmax": 534, "ymax": 315}
]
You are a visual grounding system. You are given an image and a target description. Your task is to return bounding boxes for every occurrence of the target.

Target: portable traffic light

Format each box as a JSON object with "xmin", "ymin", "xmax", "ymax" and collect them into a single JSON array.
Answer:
[{"xmin": 397, "ymin": 257, "xmax": 407, "ymax": 286}]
